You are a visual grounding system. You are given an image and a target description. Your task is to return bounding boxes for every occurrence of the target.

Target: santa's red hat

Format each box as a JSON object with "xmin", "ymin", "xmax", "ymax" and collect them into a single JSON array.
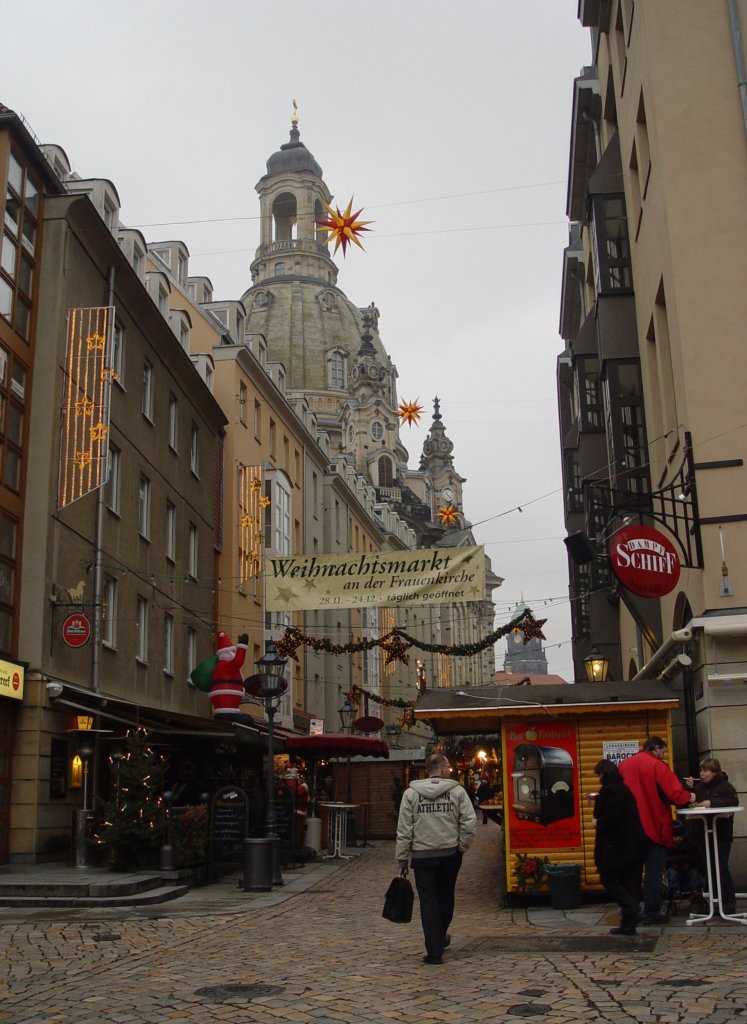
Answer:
[{"xmin": 216, "ymin": 631, "xmax": 233, "ymax": 651}]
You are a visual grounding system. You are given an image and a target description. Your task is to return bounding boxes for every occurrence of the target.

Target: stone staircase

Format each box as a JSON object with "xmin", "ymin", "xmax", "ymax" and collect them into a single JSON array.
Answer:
[{"xmin": 0, "ymin": 867, "xmax": 188, "ymax": 908}]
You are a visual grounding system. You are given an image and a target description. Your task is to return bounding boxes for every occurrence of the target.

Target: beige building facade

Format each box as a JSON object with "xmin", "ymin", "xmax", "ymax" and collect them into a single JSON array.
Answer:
[{"xmin": 559, "ymin": 1, "xmax": 747, "ymax": 876}]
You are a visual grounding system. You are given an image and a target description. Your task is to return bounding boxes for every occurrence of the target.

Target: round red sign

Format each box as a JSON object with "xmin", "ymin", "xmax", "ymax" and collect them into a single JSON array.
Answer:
[
  {"xmin": 11, "ymin": 672, "xmax": 20, "ymax": 691},
  {"xmin": 608, "ymin": 524, "xmax": 681, "ymax": 598},
  {"xmin": 62, "ymin": 613, "xmax": 91, "ymax": 648}
]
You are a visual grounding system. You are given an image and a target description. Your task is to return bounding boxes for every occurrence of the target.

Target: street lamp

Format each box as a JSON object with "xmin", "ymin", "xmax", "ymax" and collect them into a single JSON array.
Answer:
[
  {"xmin": 338, "ymin": 699, "xmax": 356, "ymax": 733},
  {"xmin": 337, "ymin": 699, "xmax": 357, "ymax": 845},
  {"xmin": 584, "ymin": 647, "xmax": 610, "ymax": 683},
  {"xmin": 256, "ymin": 640, "xmax": 288, "ymax": 886}
]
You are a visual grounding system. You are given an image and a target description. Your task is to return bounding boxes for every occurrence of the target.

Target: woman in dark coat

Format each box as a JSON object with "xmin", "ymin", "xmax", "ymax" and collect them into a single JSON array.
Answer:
[
  {"xmin": 685, "ymin": 757, "xmax": 739, "ymax": 914},
  {"xmin": 594, "ymin": 759, "xmax": 646, "ymax": 935}
]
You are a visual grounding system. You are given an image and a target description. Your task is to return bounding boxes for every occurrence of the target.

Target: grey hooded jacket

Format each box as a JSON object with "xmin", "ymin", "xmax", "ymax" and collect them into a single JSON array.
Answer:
[{"xmin": 396, "ymin": 777, "xmax": 477, "ymax": 864}]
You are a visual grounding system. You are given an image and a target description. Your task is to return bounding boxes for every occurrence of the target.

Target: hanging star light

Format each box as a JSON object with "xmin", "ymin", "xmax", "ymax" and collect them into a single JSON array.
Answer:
[
  {"xmin": 398, "ymin": 398, "xmax": 424, "ymax": 427},
  {"xmin": 517, "ymin": 612, "xmax": 548, "ymax": 645},
  {"xmin": 437, "ymin": 504, "xmax": 459, "ymax": 527},
  {"xmin": 316, "ymin": 197, "xmax": 373, "ymax": 256}
]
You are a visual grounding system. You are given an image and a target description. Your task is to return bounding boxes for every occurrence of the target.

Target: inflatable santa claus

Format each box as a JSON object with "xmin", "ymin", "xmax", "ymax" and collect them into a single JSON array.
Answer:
[{"xmin": 209, "ymin": 630, "xmax": 249, "ymax": 718}]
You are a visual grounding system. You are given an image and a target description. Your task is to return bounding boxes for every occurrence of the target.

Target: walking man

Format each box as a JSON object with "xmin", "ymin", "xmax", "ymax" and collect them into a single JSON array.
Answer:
[
  {"xmin": 396, "ymin": 753, "xmax": 476, "ymax": 964},
  {"xmin": 619, "ymin": 735, "xmax": 695, "ymax": 925}
]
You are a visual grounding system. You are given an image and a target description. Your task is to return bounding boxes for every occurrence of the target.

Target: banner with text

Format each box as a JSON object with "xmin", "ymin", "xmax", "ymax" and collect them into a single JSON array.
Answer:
[{"xmin": 266, "ymin": 545, "xmax": 485, "ymax": 612}]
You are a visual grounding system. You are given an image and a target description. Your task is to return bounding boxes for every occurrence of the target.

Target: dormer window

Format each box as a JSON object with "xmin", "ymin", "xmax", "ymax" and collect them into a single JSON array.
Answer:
[
  {"xmin": 329, "ymin": 350, "xmax": 346, "ymax": 389},
  {"xmin": 254, "ymin": 291, "xmax": 269, "ymax": 308}
]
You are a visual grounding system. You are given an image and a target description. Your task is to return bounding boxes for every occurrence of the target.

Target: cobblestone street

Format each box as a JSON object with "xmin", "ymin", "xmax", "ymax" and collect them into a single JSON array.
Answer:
[{"xmin": 3, "ymin": 823, "xmax": 747, "ymax": 1024}]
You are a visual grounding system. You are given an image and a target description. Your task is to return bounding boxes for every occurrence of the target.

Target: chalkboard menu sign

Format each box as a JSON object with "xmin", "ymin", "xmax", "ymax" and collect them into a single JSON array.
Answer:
[
  {"xmin": 49, "ymin": 739, "xmax": 68, "ymax": 799},
  {"xmin": 210, "ymin": 785, "xmax": 249, "ymax": 868}
]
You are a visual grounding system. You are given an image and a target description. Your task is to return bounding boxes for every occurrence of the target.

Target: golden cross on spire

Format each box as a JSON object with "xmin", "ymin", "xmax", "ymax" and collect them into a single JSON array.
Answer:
[{"xmin": 291, "ymin": 99, "xmax": 299, "ymax": 125}]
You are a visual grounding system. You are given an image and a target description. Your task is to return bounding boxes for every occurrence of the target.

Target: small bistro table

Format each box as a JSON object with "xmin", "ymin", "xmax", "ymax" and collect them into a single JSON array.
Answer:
[
  {"xmin": 318, "ymin": 802, "xmax": 358, "ymax": 861},
  {"xmin": 676, "ymin": 806, "xmax": 747, "ymax": 925}
]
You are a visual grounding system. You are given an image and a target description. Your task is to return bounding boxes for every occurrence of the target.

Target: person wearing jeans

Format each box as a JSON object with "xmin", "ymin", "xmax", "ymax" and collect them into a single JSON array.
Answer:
[
  {"xmin": 619, "ymin": 736, "xmax": 696, "ymax": 925},
  {"xmin": 396, "ymin": 753, "xmax": 476, "ymax": 964}
]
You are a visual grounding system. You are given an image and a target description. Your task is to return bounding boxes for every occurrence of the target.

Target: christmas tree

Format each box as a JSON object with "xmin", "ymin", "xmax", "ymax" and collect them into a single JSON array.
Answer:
[{"xmin": 98, "ymin": 728, "xmax": 168, "ymax": 870}]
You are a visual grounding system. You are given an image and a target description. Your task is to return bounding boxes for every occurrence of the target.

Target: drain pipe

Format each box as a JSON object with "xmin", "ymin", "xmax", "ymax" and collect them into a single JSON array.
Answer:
[
  {"xmin": 632, "ymin": 626, "xmax": 692, "ymax": 681},
  {"xmin": 728, "ymin": 0, "xmax": 747, "ymax": 141}
]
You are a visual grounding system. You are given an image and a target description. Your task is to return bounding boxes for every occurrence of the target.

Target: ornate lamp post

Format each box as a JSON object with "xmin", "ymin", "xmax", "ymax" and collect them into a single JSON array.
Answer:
[
  {"xmin": 256, "ymin": 640, "xmax": 288, "ymax": 886},
  {"xmin": 584, "ymin": 647, "xmax": 610, "ymax": 683},
  {"xmin": 338, "ymin": 698, "xmax": 357, "ymax": 845}
]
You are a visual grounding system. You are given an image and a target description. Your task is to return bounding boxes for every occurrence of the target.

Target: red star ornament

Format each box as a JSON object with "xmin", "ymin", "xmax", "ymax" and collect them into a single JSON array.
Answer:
[
  {"xmin": 437, "ymin": 504, "xmax": 459, "ymax": 527},
  {"xmin": 316, "ymin": 197, "xmax": 373, "ymax": 256},
  {"xmin": 397, "ymin": 398, "xmax": 424, "ymax": 427}
]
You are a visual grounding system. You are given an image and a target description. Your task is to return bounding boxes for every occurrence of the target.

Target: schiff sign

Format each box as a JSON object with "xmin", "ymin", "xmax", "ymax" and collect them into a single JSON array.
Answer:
[
  {"xmin": 0, "ymin": 658, "xmax": 24, "ymax": 702},
  {"xmin": 265, "ymin": 544, "xmax": 485, "ymax": 612},
  {"xmin": 608, "ymin": 524, "xmax": 680, "ymax": 598}
]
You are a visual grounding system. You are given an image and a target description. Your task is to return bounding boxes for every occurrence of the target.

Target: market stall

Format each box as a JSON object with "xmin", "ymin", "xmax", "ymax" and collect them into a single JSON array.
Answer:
[{"xmin": 414, "ymin": 681, "xmax": 680, "ymax": 897}]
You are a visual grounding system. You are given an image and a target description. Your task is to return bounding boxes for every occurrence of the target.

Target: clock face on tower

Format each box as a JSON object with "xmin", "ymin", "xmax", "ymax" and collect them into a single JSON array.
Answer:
[{"xmin": 441, "ymin": 487, "xmax": 454, "ymax": 504}]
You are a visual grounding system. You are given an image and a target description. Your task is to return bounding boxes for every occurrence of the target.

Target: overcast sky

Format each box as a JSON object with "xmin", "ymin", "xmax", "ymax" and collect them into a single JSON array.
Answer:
[{"xmin": 2, "ymin": 1, "xmax": 591, "ymax": 679}]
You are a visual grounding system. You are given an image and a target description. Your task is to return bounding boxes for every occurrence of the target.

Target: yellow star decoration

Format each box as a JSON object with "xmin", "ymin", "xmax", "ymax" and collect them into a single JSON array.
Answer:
[
  {"xmin": 316, "ymin": 197, "xmax": 373, "ymax": 256},
  {"xmin": 73, "ymin": 450, "xmax": 92, "ymax": 470},
  {"xmin": 75, "ymin": 397, "xmax": 94, "ymax": 417},
  {"xmin": 250, "ymin": 477, "xmax": 262, "ymax": 491},
  {"xmin": 89, "ymin": 422, "xmax": 109, "ymax": 442},
  {"xmin": 398, "ymin": 398, "xmax": 424, "ymax": 427},
  {"xmin": 101, "ymin": 369, "xmax": 119, "ymax": 382},
  {"xmin": 437, "ymin": 504, "xmax": 459, "ymax": 527},
  {"xmin": 258, "ymin": 496, "xmax": 271, "ymax": 508},
  {"xmin": 241, "ymin": 515, "xmax": 253, "ymax": 528},
  {"xmin": 86, "ymin": 333, "xmax": 106, "ymax": 351}
]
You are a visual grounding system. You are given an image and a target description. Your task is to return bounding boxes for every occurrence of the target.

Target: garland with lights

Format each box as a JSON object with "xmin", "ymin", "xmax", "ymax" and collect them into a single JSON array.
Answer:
[
  {"xmin": 349, "ymin": 684, "xmax": 414, "ymax": 711},
  {"xmin": 275, "ymin": 609, "xmax": 547, "ymax": 666}
]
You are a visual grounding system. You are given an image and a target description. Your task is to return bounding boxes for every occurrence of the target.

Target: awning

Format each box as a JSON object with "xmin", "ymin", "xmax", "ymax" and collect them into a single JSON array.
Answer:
[
  {"xmin": 46, "ymin": 680, "xmax": 294, "ymax": 747},
  {"xmin": 285, "ymin": 733, "xmax": 389, "ymax": 759}
]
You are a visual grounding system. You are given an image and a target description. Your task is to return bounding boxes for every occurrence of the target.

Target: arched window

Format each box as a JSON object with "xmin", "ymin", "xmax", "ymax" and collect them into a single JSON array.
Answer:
[
  {"xmin": 378, "ymin": 455, "xmax": 393, "ymax": 488},
  {"xmin": 329, "ymin": 350, "xmax": 346, "ymax": 389},
  {"xmin": 272, "ymin": 192, "xmax": 297, "ymax": 242}
]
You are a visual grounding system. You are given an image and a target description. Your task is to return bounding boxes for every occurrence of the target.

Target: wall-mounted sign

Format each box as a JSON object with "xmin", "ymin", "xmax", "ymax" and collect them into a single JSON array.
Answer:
[
  {"xmin": 62, "ymin": 613, "xmax": 91, "ymax": 648},
  {"xmin": 0, "ymin": 658, "xmax": 24, "ymax": 701},
  {"xmin": 608, "ymin": 524, "xmax": 680, "ymax": 598},
  {"xmin": 602, "ymin": 739, "xmax": 639, "ymax": 767},
  {"xmin": 309, "ymin": 719, "xmax": 324, "ymax": 735}
]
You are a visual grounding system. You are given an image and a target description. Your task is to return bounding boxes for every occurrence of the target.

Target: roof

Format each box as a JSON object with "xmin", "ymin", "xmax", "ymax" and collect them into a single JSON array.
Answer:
[
  {"xmin": 414, "ymin": 680, "xmax": 680, "ymax": 735},
  {"xmin": 265, "ymin": 125, "xmax": 323, "ymax": 179},
  {"xmin": 495, "ymin": 672, "xmax": 568, "ymax": 686}
]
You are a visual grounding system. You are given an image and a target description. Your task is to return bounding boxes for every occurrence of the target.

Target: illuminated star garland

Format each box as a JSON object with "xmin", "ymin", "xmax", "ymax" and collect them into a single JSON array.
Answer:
[
  {"xmin": 316, "ymin": 197, "xmax": 373, "ymax": 256},
  {"xmin": 274, "ymin": 609, "xmax": 547, "ymax": 666}
]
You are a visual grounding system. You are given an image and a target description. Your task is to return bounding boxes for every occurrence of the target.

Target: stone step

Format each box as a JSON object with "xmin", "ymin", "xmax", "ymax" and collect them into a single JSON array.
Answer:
[
  {"xmin": 0, "ymin": 883, "xmax": 188, "ymax": 908},
  {"xmin": 0, "ymin": 872, "xmax": 165, "ymax": 899}
]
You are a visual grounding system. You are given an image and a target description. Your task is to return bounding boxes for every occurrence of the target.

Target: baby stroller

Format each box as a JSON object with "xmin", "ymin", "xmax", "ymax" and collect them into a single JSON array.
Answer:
[{"xmin": 662, "ymin": 820, "xmax": 707, "ymax": 918}]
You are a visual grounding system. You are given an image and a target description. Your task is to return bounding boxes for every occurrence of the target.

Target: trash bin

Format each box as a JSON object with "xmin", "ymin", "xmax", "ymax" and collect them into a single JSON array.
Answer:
[
  {"xmin": 243, "ymin": 838, "xmax": 272, "ymax": 892},
  {"xmin": 305, "ymin": 816, "xmax": 322, "ymax": 853},
  {"xmin": 545, "ymin": 863, "xmax": 581, "ymax": 909}
]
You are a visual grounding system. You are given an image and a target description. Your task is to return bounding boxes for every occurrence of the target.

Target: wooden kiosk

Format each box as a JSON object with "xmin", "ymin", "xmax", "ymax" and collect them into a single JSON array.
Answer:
[{"xmin": 414, "ymin": 681, "xmax": 679, "ymax": 897}]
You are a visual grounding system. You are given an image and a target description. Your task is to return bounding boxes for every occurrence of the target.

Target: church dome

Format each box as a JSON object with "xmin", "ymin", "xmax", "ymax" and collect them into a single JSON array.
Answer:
[{"xmin": 265, "ymin": 125, "xmax": 323, "ymax": 179}]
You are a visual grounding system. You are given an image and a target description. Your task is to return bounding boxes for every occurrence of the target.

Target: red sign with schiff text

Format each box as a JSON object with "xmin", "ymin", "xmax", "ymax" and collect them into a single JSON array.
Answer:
[{"xmin": 608, "ymin": 524, "xmax": 680, "ymax": 598}]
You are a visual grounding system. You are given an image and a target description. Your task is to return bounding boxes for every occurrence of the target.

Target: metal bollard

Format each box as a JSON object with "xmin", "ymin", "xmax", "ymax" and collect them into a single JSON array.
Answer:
[{"xmin": 243, "ymin": 837, "xmax": 272, "ymax": 892}]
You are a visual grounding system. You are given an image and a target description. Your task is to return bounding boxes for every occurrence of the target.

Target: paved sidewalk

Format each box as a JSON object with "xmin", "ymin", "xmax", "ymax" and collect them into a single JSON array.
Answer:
[{"xmin": 2, "ymin": 822, "xmax": 747, "ymax": 1023}]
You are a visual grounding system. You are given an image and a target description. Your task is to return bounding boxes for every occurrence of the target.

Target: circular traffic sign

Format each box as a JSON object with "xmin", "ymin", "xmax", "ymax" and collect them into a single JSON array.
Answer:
[{"xmin": 62, "ymin": 613, "xmax": 91, "ymax": 648}]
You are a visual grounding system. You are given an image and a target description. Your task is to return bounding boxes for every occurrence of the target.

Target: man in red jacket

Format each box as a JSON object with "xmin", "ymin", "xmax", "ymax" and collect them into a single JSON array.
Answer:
[{"xmin": 619, "ymin": 736, "xmax": 696, "ymax": 925}]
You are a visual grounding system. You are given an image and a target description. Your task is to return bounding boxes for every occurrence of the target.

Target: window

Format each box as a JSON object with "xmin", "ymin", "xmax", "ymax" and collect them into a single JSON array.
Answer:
[
  {"xmin": 111, "ymin": 322, "xmax": 125, "ymax": 385},
  {"xmin": 0, "ymin": 349, "xmax": 26, "ymax": 494},
  {"xmin": 157, "ymin": 286, "xmax": 168, "ymax": 316},
  {"xmin": 329, "ymin": 351, "xmax": 345, "ymax": 389},
  {"xmin": 188, "ymin": 523, "xmax": 198, "ymax": 578},
  {"xmin": 136, "ymin": 596, "xmax": 149, "ymax": 662},
  {"xmin": 253, "ymin": 399, "xmax": 261, "ymax": 439},
  {"xmin": 168, "ymin": 395, "xmax": 178, "ymax": 450},
  {"xmin": 177, "ymin": 252, "xmax": 187, "ymax": 286},
  {"xmin": 269, "ymin": 418, "xmax": 276, "ymax": 457},
  {"xmin": 180, "ymin": 321, "xmax": 190, "ymax": 349},
  {"xmin": 163, "ymin": 613, "xmax": 174, "ymax": 675},
  {"xmin": 132, "ymin": 247, "xmax": 144, "ymax": 278},
  {"xmin": 102, "ymin": 576, "xmax": 117, "ymax": 648},
  {"xmin": 1, "ymin": 150, "xmax": 39, "ymax": 340},
  {"xmin": 190, "ymin": 423, "xmax": 199, "ymax": 476},
  {"xmin": 166, "ymin": 500, "xmax": 176, "ymax": 561},
  {"xmin": 371, "ymin": 421, "xmax": 384, "ymax": 441},
  {"xmin": 239, "ymin": 382, "xmax": 247, "ymax": 425},
  {"xmin": 591, "ymin": 195, "xmax": 633, "ymax": 294},
  {"xmin": 574, "ymin": 357, "xmax": 603, "ymax": 430},
  {"xmin": 273, "ymin": 476, "xmax": 292, "ymax": 555},
  {"xmin": 138, "ymin": 474, "xmax": 151, "ymax": 538},
  {"xmin": 187, "ymin": 626, "xmax": 197, "ymax": 680},
  {"xmin": 142, "ymin": 361, "xmax": 153, "ymax": 420},
  {"xmin": 378, "ymin": 455, "xmax": 393, "ymax": 488},
  {"xmin": 0, "ymin": 512, "xmax": 17, "ymax": 656},
  {"xmin": 107, "ymin": 444, "xmax": 121, "ymax": 513}
]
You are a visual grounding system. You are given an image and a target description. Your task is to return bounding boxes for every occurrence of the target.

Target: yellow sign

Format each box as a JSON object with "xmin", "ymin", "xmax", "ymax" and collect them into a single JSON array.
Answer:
[
  {"xmin": 0, "ymin": 659, "xmax": 24, "ymax": 701},
  {"xmin": 266, "ymin": 545, "xmax": 486, "ymax": 612}
]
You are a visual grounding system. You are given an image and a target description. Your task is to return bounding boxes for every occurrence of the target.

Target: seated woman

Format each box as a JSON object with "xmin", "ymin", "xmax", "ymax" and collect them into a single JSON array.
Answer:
[
  {"xmin": 685, "ymin": 757, "xmax": 739, "ymax": 914},
  {"xmin": 593, "ymin": 759, "xmax": 646, "ymax": 935}
]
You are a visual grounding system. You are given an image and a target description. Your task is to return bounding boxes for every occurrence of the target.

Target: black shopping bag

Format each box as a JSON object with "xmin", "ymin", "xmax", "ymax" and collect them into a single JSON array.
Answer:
[{"xmin": 382, "ymin": 876, "xmax": 414, "ymax": 923}]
